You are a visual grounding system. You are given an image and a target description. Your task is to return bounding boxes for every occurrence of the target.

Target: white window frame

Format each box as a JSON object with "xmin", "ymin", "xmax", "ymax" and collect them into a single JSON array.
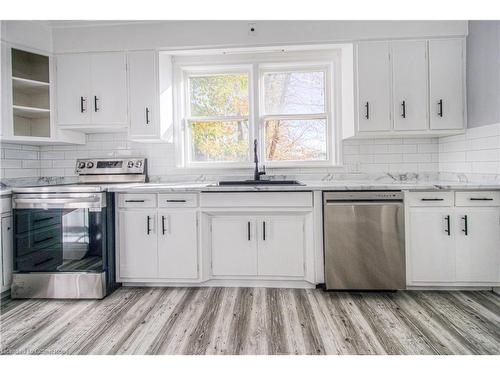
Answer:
[
  {"xmin": 259, "ymin": 62, "xmax": 334, "ymax": 167},
  {"xmin": 181, "ymin": 64, "xmax": 254, "ymax": 168},
  {"xmin": 172, "ymin": 48, "xmax": 342, "ymax": 169}
]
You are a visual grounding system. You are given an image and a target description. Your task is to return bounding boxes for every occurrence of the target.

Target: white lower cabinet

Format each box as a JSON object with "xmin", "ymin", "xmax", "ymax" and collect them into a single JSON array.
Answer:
[
  {"xmin": 118, "ymin": 210, "xmax": 158, "ymax": 278},
  {"xmin": 408, "ymin": 208, "xmax": 455, "ymax": 283},
  {"xmin": 157, "ymin": 210, "xmax": 198, "ymax": 279},
  {"xmin": 257, "ymin": 216, "xmax": 304, "ymax": 277},
  {"xmin": 1, "ymin": 215, "xmax": 13, "ymax": 292},
  {"xmin": 211, "ymin": 217, "xmax": 258, "ymax": 276},
  {"xmin": 407, "ymin": 191, "xmax": 500, "ymax": 286},
  {"xmin": 455, "ymin": 208, "xmax": 500, "ymax": 283},
  {"xmin": 117, "ymin": 193, "xmax": 199, "ymax": 282},
  {"xmin": 211, "ymin": 215, "xmax": 305, "ymax": 278}
]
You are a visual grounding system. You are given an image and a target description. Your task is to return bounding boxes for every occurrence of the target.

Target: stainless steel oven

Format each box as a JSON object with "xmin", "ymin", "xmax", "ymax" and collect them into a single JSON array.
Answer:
[
  {"xmin": 11, "ymin": 191, "xmax": 117, "ymax": 299},
  {"xmin": 9, "ymin": 157, "xmax": 147, "ymax": 299}
]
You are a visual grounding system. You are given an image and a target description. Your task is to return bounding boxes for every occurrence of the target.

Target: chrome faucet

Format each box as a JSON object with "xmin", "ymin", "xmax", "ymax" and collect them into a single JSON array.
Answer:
[{"xmin": 253, "ymin": 139, "xmax": 266, "ymax": 181}]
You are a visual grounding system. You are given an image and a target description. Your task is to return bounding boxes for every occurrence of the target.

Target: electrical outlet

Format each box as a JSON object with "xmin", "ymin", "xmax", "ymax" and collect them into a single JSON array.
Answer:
[{"xmin": 248, "ymin": 23, "xmax": 257, "ymax": 36}]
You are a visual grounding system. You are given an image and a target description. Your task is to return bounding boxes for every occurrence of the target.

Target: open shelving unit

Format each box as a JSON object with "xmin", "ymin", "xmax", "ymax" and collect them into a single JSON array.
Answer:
[{"xmin": 11, "ymin": 48, "xmax": 51, "ymax": 138}]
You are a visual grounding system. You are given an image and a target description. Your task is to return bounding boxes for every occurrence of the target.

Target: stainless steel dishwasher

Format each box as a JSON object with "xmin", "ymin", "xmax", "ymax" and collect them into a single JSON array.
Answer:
[{"xmin": 323, "ymin": 191, "xmax": 405, "ymax": 290}]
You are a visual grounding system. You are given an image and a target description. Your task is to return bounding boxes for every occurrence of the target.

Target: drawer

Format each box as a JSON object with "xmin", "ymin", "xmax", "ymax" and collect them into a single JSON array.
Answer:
[
  {"xmin": 158, "ymin": 194, "xmax": 198, "ymax": 208},
  {"xmin": 118, "ymin": 193, "xmax": 157, "ymax": 208},
  {"xmin": 407, "ymin": 191, "xmax": 454, "ymax": 207},
  {"xmin": 201, "ymin": 192, "xmax": 313, "ymax": 208},
  {"xmin": 455, "ymin": 191, "xmax": 500, "ymax": 207}
]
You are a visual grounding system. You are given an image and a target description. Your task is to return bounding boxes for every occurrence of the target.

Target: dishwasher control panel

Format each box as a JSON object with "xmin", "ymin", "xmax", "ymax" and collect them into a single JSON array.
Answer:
[{"xmin": 323, "ymin": 191, "xmax": 403, "ymax": 202}]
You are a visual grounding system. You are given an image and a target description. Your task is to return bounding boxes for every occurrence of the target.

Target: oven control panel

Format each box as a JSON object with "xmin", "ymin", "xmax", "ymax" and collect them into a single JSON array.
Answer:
[{"xmin": 76, "ymin": 158, "xmax": 146, "ymax": 175}]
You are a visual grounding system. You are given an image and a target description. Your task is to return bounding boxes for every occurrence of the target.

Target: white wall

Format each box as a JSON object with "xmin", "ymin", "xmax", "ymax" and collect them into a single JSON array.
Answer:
[
  {"xmin": 0, "ymin": 21, "xmax": 53, "ymax": 52},
  {"xmin": 51, "ymin": 20, "xmax": 468, "ymax": 53}
]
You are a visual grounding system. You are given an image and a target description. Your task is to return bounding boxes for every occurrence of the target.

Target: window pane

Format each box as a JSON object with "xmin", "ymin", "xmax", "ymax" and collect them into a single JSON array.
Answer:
[
  {"xmin": 264, "ymin": 71, "xmax": 325, "ymax": 115},
  {"xmin": 189, "ymin": 121, "xmax": 249, "ymax": 162},
  {"xmin": 189, "ymin": 74, "xmax": 249, "ymax": 117},
  {"xmin": 265, "ymin": 119, "xmax": 327, "ymax": 161}
]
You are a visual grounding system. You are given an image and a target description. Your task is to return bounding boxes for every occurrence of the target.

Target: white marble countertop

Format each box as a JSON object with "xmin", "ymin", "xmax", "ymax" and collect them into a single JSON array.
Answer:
[{"xmin": 105, "ymin": 180, "xmax": 500, "ymax": 193}]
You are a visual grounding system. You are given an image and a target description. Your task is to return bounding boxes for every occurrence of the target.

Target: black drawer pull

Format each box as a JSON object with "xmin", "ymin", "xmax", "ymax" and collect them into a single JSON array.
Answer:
[
  {"xmin": 365, "ymin": 101, "xmax": 370, "ymax": 119},
  {"xmin": 438, "ymin": 99, "xmax": 443, "ymax": 117},
  {"xmin": 162, "ymin": 215, "xmax": 166, "ymax": 235},
  {"xmin": 94, "ymin": 96, "xmax": 99, "ymax": 112},
  {"xmin": 34, "ymin": 257, "xmax": 55, "ymax": 267},
  {"xmin": 401, "ymin": 100, "xmax": 406, "ymax": 118},
  {"xmin": 34, "ymin": 236, "xmax": 54, "ymax": 245},
  {"xmin": 147, "ymin": 216, "xmax": 151, "ymax": 235},
  {"xmin": 166, "ymin": 199, "xmax": 186, "ymax": 203},
  {"xmin": 469, "ymin": 198, "xmax": 494, "ymax": 201},
  {"xmin": 146, "ymin": 107, "xmax": 150, "ymax": 124},
  {"xmin": 421, "ymin": 198, "xmax": 444, "ymax": 201},
  {"xmin": 462, "ymin": 215, "xmax": 468, "ymax": 236},
  {"xmin": 125, "ymin": 200, "xmax": 145, "ymax": 203},
  {"xmin": 34, "ymin": 217, "xmax": 54, "ymax": 223}
]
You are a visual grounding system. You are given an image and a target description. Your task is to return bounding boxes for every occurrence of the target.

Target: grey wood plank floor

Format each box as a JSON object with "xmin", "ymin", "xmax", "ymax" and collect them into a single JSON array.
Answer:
[{"xmin": 1, "ymin": 287, "xmax": 499, "ymax": 355}]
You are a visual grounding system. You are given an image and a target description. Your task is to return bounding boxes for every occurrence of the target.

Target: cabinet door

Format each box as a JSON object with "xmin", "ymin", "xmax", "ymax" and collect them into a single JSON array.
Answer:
[
  {"xmin": 128, "ymin": 51, "xmax": 159, "ymax": 139},
  {"xmin": 408, "ymin": 208, "xmax": 455, "ymax": 283},
  {"xmin": 429, "ymin": 39, "xmax": 464, "ymax": 130},
  {"xmin": 56, "ymin": 54, "xmax": 92, "ymax": 125},
  {"xmin": 118, "ymin": 210, "xmax": 158, "ymax": 278},
  {"xmin": 455, "ymin": 209, "xmax": 500, "ymax": 282},
  {"xmin": 211, "ymin": 216, "xmax": 257, "ymax": 276},
  {"xmin": 392, "ymin": 41, "xmax": 428, "ymax": 131},
  {"xmin": 356, "ymin": 42, "xmax": 391, "ymax": 132},
  {"xmin": 90, "ymin": 53, "xmax": 128, "ymax": 125},
  {"xmin": 1, "ymin": 216, "xmax": 13, "ymax": 288},
  {"xmin": 158, "ymin": 210, "xmax": 198, "ymax": 279},
  {"xmin": 257, "ymin": 216, "xmax": 304, "ymax": 277}
]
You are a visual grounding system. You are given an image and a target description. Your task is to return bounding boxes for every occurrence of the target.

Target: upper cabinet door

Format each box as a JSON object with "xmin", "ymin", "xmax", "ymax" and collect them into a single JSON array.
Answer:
[
  {"xmin": 90, "ymin": 53, "xmax": 128, "ymax": 125},
  {"xmin": 56, "ymin": 53, "xmax": 92, "ymax": 125},
  {"xmin": 429, "ymin": 39, "xmax": 464, "ymax": 130},
  {"xmin": 392, "ymin": 41, "xmax": 428, "ymax": 131},
  {"xmin": 356, "ymin": 42, "xmax": 392, "ymax": 132},
  {"xmin": 128, "ymin": 51, "xmax": 159, "ymax": 139}
]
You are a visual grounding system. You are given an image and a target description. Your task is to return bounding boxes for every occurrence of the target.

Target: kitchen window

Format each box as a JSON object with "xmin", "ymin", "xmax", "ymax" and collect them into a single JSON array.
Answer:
[{"xmin": 173, "ymin": 49, "xmax": 338, "ymax": 168}]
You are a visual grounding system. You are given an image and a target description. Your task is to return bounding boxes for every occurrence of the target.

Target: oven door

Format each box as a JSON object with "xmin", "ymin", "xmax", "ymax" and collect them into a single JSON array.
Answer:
[{"xmin": 13, "ymin": 193, "xmax": 108, "ymax": 273}]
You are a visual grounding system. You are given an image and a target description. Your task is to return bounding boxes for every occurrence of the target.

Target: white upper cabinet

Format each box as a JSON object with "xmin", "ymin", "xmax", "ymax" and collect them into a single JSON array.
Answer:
[
  {"xmin": 56, "ymin": 52, "xmax": 128, "ymax": 131},
  {"xmin": 56, "ymin": 54, "xmax": 92, "ymax": 125},
  {"xmin": 392, "ymin": 41, "xmax": 428, "ymax": 131},
  {"xmin": 429, "ymin": 39, "xmax": 464, "ymax": 130},
  {"xmin": 351, "ymin": 38, "xmax": 465, "ymax": 138},
  {"xmin": 90, "ymin": 53, "xmax": 128, "ymax": 126},
  {"xmin": 356, "ymin": 42, "xmax": 392, "ymax": 132},
  {"xmin": 128, "ymin": 50, "xmax": 161, "ymax": 141}
]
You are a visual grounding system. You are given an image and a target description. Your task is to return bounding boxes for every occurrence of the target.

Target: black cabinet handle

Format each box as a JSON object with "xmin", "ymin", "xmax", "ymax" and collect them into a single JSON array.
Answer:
[
  {"xmin": 166, "ymin": 199, "xmax": 186, "ymax": 203},
  {"xmin": 365, "ymin": 102, "xmax": 370, "ymax": 119},
  {"xmin": 125, "ymin": 199, "xmax": 145, "ymax": 203},
  {"xmin": 247, "ymin": 221, "xmax": 251, "ymax": 241},
  {"xmin": 438, "ymin": 99, "xmax": 443, "ymax": 117},
  {"xmin": 263, "ymin": 221, "xmax": 266, "ymax": 241},
  {"xmin": 401, "ymin": 100, "xmax": 406, "ymax": 118},
  {"xmin": 162, "ymin": 215, "xmax": 166, "ymax": 235},
  {"xmin": 80, "ymin": 96, "xmax": 86, "ymax": 113},
  {"xmin": 462, "ymin": 215, "xmax": 468, "ymax": 236},
  {"xmin": 445, "ymin": 215, "xmax": 451, "ymax": 236},
  {"xmin": 421, "ymin": 198, "xmax": 444, "ymax": 201},
  {"xmin": 147, "ymin": 216, "xmax": 151, "ymax": 235},
  {"xmin": 94, "ymin": 96, "xmax": 99, "ymax": 112},
  {"xmin": 469, "ymin": 197, "xmax": 493, "ymax": 201},
  {"xmin": 146, "ymin": 107, "xmax": 150, "ymax": 124}
]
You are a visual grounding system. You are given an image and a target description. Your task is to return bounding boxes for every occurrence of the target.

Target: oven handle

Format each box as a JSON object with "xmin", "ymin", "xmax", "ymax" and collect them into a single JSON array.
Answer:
[{"xmin": 13, "ymin": 196, "xmax": 105, "ymax": 209}]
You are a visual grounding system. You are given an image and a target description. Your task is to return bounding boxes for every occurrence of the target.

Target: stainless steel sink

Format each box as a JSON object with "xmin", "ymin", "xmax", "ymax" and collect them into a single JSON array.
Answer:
[{"xmin": 217, "ymin": 180, "xmax": 304, "ymax": 186}]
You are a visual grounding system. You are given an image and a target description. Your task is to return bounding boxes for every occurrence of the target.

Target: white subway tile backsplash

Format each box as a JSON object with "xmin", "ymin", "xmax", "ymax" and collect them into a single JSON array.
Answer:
[{"xmin": 4, "ymin": 149, "xmax": 38, "ymax": 160}]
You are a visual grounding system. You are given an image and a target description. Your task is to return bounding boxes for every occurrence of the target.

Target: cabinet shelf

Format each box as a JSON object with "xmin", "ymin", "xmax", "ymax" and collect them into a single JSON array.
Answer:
[
  {"xmin": 13, "ymin": 105, "xmax": 50, "ymax": 119},
  {"xmin": 12, "ymin": 76, "xmax": 50, "ymax": 89}
]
